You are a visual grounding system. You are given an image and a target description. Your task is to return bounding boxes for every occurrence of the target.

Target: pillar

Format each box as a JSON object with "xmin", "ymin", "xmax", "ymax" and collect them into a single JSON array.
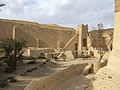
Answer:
[
  {"xmin": 77, "ymin": 24, "xmax": 88, "ymax": 51},
  {"xmin": 57, "ymin": 40, "xmax": 61, "ymax": 52},
  {"xmin": 35, "ymin": 38, "xmax": 40, "ymax": 48},
  {"xmin": 12, "ymin": 26, "xmax": 17, "ymax": 39}
]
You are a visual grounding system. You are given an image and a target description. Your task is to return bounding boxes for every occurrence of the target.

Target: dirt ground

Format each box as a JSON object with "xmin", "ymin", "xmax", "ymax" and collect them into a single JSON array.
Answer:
[
  {"xmin": 0, "ymin": 59, "xmax": 97, "ymax": 90},
  {"xmin": 54, "ymin": 74, "xmax": 95, "ymax": 90},
  {"xmin": 0, "ymin": 59, "xmax": 64, "ymax": 90}
]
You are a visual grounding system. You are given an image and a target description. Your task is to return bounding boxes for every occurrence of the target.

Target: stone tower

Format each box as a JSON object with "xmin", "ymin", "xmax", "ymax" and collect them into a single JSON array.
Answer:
[{"xmin": 77, "ymin": 24, "xmax": 88, "ymax": 51}]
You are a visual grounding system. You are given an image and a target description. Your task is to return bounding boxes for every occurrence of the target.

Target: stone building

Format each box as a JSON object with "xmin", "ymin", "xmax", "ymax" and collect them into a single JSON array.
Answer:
[{"xmin": 0, "ymin": 19, "xmax": 113, "ymax": 59}]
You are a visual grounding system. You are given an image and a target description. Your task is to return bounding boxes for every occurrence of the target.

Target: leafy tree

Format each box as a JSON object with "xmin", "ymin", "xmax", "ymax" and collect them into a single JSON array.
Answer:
[{"xmin": 0, "ymin": 38, "xmax": 26, "ymax": 67}]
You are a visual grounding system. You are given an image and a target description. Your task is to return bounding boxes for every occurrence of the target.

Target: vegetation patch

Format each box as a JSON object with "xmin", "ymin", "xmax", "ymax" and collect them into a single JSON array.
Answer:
[
  {"xmin": 0, "ymin": 76, "xmax": 17, "ymax": 88},
  {"xmin": 27, "ymin": 60, "xmax": 36, "ymax": 64},
  {"xmin": 7, "ymin": 77, "xmax": 17, "ymax": 82},
  {"xmin": 4, "ymin": 66, "xmax": 16, "ymax": 73},
  {"xmin": 0, "ymin": 79, "xmax": 8, "ymax": 88},
  {"xmin": 27, "ymin": 67, "xmax": 38, "ymax": 72}
]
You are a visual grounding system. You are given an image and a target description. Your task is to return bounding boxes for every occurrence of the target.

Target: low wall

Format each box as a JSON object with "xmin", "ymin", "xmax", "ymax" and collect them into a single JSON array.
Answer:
[
  {"xmin": 25, "ymin": 47, "xmax": 55, "ymax": 57},
  {"xmin": 25, "ymin": 63, "xmax": 87, "ymax": 90}
]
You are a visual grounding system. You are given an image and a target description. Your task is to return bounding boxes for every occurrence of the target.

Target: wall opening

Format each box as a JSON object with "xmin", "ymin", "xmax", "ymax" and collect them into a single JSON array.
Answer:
[
  {"xmin": 75, "ymin": 43, "xmax": 78, "ymax": 58},
  {"xmin": 83, "ymin": 39, "xmax": 87, "ymax": 47},
  {"xmin": 75, "ymin": 43, "xmax": 78, "ymax": 50},
  {"xmin": 110, "ymin": 44, "xmax": 113, "ymax": 51}
]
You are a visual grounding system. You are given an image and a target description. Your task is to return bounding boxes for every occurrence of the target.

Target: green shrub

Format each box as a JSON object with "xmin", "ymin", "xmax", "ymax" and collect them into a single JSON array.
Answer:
[
  {"xmin": 27, "ymin": 56, "xmax": 36, "ymax": 60},
  {"xmin": 27, "ymin": 60, "xmax": 36, "ymax": 64},
  {"xmin": 0, "ymin": 76, "xmax": 17, "ymax": 88},
  {"xmin": 38, "ymin": 56, "xmax": 46, "ymax": 59},
  {"xmin": 27, "ymin": 67, "xmax": 37, "ymax": 72},
  {"xmin": 4, "ymin": 66, "xmax": 16, "ymax": 73},
  {"xmin": 0, "ymin": 38, "xmax": 26, "ymax": 67},
  {"xmin": 0, "ymin": 79, "xmax": 8, "ymax": 88},
  {"xmin": 7, "ymin": 77, "xmax": 17, "ymax": 82},
  {"xmin": 20, "ymin": 72, "xmax": 27, "ymax": 76},
  {"xmin": 46, "ymin": 59, "xmax": 49, "ymax": 62},
  {"xmin": 39, "ymin": 63, "xmax": 45, "ymax": 67},
  {"xmin": 0, "ymin": 62, "xmax": 2, "ymax": 66}
]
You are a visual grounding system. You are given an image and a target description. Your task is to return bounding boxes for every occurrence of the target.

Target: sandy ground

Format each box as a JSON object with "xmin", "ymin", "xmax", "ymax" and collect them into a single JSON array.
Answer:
[
  {"xmin": 54, "ymin": 74, "xmax": 95, "ymax": 90},
  {"xmin": 0, "ymin": 58, "xmax": 98, "ymax": 90},
  {"xmin": 53, "ymin": 59, "xmax": 97, "ymax": 90}
]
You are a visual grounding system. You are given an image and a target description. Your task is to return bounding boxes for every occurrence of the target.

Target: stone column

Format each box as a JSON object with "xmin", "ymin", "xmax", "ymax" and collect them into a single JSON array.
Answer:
[
  {"xmin": 77, "ymin": 25, "xmax": 83, "ymax": 51},
  {"xmin": 12, "ymin": 26, "xmax": 16, "ymax": 39},
  {"xmin": 57, "ymin": 40, "xmax": 61, "ymax": 52},
  {"xmin": 35, "ymin": 38, "xmax": 40, "ymax": 48},
  {"xmin": 107, "ymin": 0, "xmax": 120, "ymax": 73}
]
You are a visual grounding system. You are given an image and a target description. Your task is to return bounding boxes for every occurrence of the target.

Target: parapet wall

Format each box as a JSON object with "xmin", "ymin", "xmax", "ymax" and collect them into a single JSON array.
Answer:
[{"xmin": 25, "ymin": 63, "xmax": 87, "ymax": 90}]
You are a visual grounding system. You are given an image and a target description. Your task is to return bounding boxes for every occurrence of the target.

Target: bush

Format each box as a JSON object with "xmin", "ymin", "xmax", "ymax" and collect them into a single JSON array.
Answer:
[
  {"xmin": 45, "ymin": 59, "xmax": 49, "ymax": 62},
  {"xmin": 0, "ymin": 38, "xmax": 26, "ymax": 67},
  {"xmin": 20, "ymin": 72, "xmax": 27, "ymax": 76},
  {"xmin": 4, "ymin": 66, "xmax": 16, "ymax": 73},
  {"xmin": 0, "ymin": 79, "xmax": 8, "ymax": 88},
  {"xmin": 0, "ymin": 62, "xmax": 3, "ymax": 66},
  {"xmin": 7, "ymin": 77, "xmax": 17, "ymax": 82},
  {"xmin": 27, "ymin": 56, "xmax": 36, "ymax": 60},
  {"xmin": 39, "ymin": 63, "xmax": 45, "ymax": 67},
  {"xmin": 38, "ymin": 56, "xmax": 46, "ymax": 59},
  {"xmin": 0, "ymin": 77, "xmax": 17, "ymax": 88},
  {"xmin": 27, "ymin": 67, "xmax": 37, "ymax": 72},
  {"xmin": 27, "ymin": 60, "xmax": 36, "ymax": 64}
]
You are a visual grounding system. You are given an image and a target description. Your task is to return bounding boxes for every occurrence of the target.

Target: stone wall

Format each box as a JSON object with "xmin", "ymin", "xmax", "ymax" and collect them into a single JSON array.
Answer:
[
  {"xmin": 115, "ymin": 0, "xmax": 120, "ymax": 12},
  {"xmin": 89, "ymin": 28, "xmax": 113, "ymax": 50},
  {"xmin": 25, "ymin": 63, "xmax": 87, "ymax": 90},
  {"xmin": 0, "ymin": 19, "xmax": 76, "ymax": 49}
]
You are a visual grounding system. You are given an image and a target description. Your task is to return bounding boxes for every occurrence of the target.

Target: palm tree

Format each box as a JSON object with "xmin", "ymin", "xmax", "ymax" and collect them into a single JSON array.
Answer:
[{"xmin": 0, "ymin": 38, "xmax": 26, "ymax": 67}]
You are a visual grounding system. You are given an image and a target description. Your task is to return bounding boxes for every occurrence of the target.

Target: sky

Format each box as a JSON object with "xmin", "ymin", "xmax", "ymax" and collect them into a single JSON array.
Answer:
[{"xmin": 0, "ymin": 0, "xmax": 114, "ymax": 30}]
